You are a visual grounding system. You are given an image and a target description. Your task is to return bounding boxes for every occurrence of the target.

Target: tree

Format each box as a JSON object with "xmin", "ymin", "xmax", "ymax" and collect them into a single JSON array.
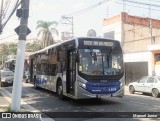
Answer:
[
  {"xmin": 0, "ymin": 43, "xmax": 17, "ymax": 66},
  {"xmin": 36, "ymin": 20, "xmax": 58, "ymax": 48},
  {"xmin": 26, "ymin": 41, "xmax": 43, "ymax": 52}
]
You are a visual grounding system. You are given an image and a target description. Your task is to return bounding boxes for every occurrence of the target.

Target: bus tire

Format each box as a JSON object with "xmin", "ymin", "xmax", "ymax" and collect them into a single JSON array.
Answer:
[{"xmin": 57, "ymin": 79, "xmax": 64, "ymax": 100}]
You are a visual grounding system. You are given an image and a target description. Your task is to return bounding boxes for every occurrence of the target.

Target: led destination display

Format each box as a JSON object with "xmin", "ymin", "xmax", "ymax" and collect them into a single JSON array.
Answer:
[{"xmin": 83, "ymin": 40, "xmax": 114, "ymax": 46}]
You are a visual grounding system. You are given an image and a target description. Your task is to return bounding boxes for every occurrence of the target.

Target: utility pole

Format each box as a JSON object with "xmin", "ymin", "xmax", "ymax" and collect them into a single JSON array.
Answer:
[
  {"xmin": 149, "ymin": 5, "xmax": 153, "ymax": 44},
  {"xmin": 122, "ymin": 0, "xmax": 126, "ymax": 48},
  {"xmin": 11, "ymin": 0, "xmax": 30, "ymax": 112},
  {"xmin": 0, "ymin": 0, "xmax": 4, "ymax": 34},
  {"xmin": 123, "ymin": 0, "xmax": 126, "ymax": 13},
  {"xmin": 61, "ymin": 16, "xmax": 74, "ymax": 41}
]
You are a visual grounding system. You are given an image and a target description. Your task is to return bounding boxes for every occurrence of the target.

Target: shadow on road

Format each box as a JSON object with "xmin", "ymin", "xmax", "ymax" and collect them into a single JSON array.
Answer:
[{"xmin": 3, "ymin": 84, "xmax": 160, "ymax": 121}]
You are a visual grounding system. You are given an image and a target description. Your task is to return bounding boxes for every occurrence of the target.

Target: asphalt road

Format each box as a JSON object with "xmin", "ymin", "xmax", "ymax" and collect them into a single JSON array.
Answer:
[{"xmin": 4, "ymin": 82, "xmax": 160, "ymax": 121}]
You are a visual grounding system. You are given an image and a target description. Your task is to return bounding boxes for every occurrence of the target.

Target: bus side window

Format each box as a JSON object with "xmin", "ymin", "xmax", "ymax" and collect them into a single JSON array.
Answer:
[{"xmin": 51, "ymin": 64, "xmax": 57, "ymax": 76}]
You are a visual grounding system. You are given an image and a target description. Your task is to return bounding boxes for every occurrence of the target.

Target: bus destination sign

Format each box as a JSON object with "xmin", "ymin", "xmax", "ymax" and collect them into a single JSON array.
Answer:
[{"xmin": 83, "ymin": 40, "xmax": 113, "ymax": 47}]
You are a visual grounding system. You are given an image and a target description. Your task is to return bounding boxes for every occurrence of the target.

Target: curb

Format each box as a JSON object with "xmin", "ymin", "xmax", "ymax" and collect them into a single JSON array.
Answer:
[{"xmin": 0, "ymin": 87, "xmax": 55, "ymax": 121}]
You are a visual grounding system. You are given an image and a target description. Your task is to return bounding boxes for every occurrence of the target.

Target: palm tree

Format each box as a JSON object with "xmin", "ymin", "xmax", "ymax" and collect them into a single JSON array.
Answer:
[{"xmin": 36, "ymin": 20, "xmax": 58, "ymax": 47}]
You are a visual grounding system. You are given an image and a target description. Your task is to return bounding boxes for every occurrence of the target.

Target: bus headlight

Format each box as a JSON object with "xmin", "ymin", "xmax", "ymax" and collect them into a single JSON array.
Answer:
[
  {"xmin": 1, "ymin": 78, "xmax": 6, "ymax": 82},
  {"xmin": 78, "ymin": 81, "xmax": 86, "ymax": 89},
  {"xmin": 120, "ymin": 82, "xmax": 123, "ymax": 87}
]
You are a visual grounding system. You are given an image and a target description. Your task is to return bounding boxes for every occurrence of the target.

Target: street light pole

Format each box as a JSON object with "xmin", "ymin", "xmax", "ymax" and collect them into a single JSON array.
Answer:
[{"xmin": 10, "ymin": 0, "xmax": 30, "ymax": 112}]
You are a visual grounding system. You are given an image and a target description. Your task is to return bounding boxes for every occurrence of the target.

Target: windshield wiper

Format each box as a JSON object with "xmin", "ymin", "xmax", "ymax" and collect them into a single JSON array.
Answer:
[
  {"xmin": 107, "ymin": 49, "xmax": 112, "ymax": 68},
  {"xmin": 86, "ymin": 46, "xmax": 97, "ymax": 61},
  {"xmin": 101, "ymin": 50, "xmax": 105, "ymax": 76}
]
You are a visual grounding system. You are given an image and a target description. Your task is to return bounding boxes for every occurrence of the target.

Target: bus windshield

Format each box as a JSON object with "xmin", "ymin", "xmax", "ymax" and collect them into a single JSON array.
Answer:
[{"xmin": 78, "ymin": 49, "xmax": 123, "ymax": 76}]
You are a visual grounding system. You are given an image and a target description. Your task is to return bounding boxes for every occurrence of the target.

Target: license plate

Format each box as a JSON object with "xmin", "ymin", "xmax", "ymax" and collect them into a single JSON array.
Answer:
[
  {"xmin": 98, "ymin": 94, "xmax": 111, "ymax": 98},
  {"xmin": 108, "ymin": 88, "xmax": 117, "ymax": 92}
]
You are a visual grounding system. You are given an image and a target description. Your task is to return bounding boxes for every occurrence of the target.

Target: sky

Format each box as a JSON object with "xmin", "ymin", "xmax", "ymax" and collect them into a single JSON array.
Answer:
[{"xmin": 1, "ymin": 0, "xmax": 160, "ymax": 44}]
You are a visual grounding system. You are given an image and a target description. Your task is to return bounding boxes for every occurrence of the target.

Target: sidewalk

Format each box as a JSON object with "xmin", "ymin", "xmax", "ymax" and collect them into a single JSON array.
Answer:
[
  {"xmin": 0, "ymin": 91, "xmax": 9, "ymax": 112},
  {"xmin": 0, "ymin": 87, "xmax": 55, "ymax": 121},
  {"xmin": 0, "ymin": 88, "xmax": 26, "ymax": 112}
]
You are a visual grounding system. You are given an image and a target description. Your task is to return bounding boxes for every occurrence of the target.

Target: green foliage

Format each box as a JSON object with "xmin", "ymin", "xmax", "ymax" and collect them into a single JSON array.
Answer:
[
  {"xmin": 0, "ymin": 41, "xmax": 43, "ymax": 67},
  {"xmin": 36, "ymin": 20, "xmax": 59, "ymax": 47},
  {"xmin": 0, "ymin": 43, "xmax": 17, "ymax": 66},
  {"xmin": 26, "ymin": 41, "xmax": 43, "ymax": 52}
]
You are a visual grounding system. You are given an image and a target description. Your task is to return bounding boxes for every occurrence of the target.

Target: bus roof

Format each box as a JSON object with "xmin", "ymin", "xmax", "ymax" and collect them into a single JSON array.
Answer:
[
  {"xmin": 5, "ymin": 59, "xmax": 16, "ymax": 63},
  {"xmin": 31, "ymin": 37, "xmax": 119, "ymax": 55}
]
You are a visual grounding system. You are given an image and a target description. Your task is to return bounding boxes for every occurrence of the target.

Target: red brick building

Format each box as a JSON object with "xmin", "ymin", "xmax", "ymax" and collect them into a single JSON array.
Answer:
[{"xmin": 103, "ymin": 12, "xmax": 160, "ymax": 84}]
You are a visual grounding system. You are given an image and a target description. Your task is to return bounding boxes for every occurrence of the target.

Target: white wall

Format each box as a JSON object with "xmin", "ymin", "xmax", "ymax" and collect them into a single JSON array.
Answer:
[{"xmin": 103, "ymin": 22, "xmax": 122, "ymax": 42}]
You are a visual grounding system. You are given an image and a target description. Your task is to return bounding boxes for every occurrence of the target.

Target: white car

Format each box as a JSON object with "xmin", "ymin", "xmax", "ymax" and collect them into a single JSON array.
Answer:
[
  {"xmin": 0, "ymin": 70, "xmax": 14, "ymax": 87},
  {"xmin": 128, "ymin": 76, "xmax": 160, "ymax": 98}
]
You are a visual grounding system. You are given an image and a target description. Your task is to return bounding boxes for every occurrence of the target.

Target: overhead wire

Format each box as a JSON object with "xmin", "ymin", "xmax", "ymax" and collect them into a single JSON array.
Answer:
[
  {"xmin": 64, "ymin": 0, "xmax": 112, "ymax": 17},
  {"xmin": 0, "ymin": 34, "xmax": 16, "ymax": 43},
  {"xmin": 59, "ymin": 0, "xmax": 112, "ymax": 37},
  {"xmin": 3, "ymin": 0, "xmax": 11, "ymax": 19},
  {"xmin": 58, "ymin": 0, "xmax": 160, "ymax": 28},
  {"xmin": 116, "ymin": 1, "xmax": 160, "ymax": 12},
  {"xmin": 116, "ymin": 0, "xmax": 160, "ymax": 43},
  {"xmin": 122, "ymin": 0, "xmax": 160, "ymax": 8},
  {"xmin": 2, "ymin": 0, "xmax": 160, "ymax": 42},
  {"xmin": 145, "ymin": 0, "xmax": 160, "ymax": 3},
  {"xmin": 2, "ymin": 0, "xmax": 21, "ymax": 29},
  {"xmin": 139, "ymin": 0, "xmax": 160, "ymax": 3},
  {"xmin": 63, "ymin": 0, "xmax": 160, "ymax": 18}
]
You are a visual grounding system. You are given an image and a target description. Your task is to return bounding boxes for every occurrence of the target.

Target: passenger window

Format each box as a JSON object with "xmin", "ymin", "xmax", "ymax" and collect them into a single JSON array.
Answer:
[
  {"xmin": 147, "ymin": 77, "xmax": 154, "ymax": 83},
  {"xmin": 154, "ymin": 79, "xmax": 158, "ymax": 83},
  {"xmin": 139, "ymin": 77, "xmax": 148, "ymax": 83},
  {"xmin": 8, "ymin": 72, "xmax": 14, "ymax": 76},
  {"xmin": 1, "ymin": 72, "xmax": 4, "ymax": 77}
]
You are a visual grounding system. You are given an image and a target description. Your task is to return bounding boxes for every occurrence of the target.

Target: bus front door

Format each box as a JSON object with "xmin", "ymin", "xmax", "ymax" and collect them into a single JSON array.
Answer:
[{"xmin": 66, "ymin": 50, "xmax": 76, "ymax": 96}]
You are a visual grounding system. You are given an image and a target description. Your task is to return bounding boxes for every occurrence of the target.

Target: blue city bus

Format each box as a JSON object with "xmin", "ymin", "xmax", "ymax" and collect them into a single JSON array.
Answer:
[{"xmin": 29, "ymin": 37, "xmax": 124, "ymax": 99}]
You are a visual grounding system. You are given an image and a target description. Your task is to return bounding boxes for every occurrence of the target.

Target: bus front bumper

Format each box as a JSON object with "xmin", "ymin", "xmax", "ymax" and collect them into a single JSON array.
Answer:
[
  {"xmin": 76, "ymin": 84, "xmax": 124, "ymax": 99},
  {"xmin": 111, "ymin": 86, "xmax": 124, "ymax": 97}
]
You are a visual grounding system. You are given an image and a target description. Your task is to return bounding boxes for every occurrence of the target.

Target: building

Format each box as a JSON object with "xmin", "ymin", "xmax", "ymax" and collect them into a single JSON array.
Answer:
[{"xmin": 103, "ymin": 12, "xmax": 160, "ymax": 85}]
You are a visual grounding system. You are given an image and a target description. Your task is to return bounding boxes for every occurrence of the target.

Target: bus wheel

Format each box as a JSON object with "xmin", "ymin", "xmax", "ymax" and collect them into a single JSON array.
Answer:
[{"xmin": 57, "ymin": 80, "xmax": 64, "ymax": 100}]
